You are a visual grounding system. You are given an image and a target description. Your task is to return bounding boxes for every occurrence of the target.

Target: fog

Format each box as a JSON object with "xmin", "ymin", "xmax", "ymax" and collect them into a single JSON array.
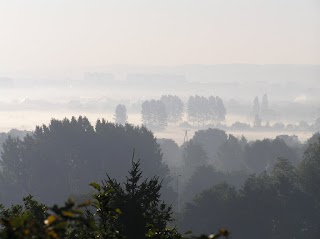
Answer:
[
  {"xmin": 1, "ymin": 1, "xmax": 320, "ymax": 238},
  {"xmin": 0, "ymin": 64, "xmax": 319, "ymax": 144}
]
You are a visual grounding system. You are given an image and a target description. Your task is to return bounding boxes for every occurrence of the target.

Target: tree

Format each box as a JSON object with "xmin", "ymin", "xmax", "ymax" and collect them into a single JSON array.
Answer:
[
  {"xmin": 182, "ymin": 165, "xmax": 224, "ymax": 203},
  {"xmin": 141, "ymin": 100, "xmax": 168, "ymax": 130},
  {"xmin": 215, "ymin": 97, "xmax": 226, "ymax": 122},
  {"xmin": 1, "ymin": 117, "xmax": 171, "ymax": 205},
  {"xmin": 306, "ymin": 132, "xmax": 320, "ymax": 145},
  {"xmin": 251, "ymin": 96, "xmax": 260, "ymax": 117},
  {"xmin": 261, "ymin": 94, "xmax": 269, "ymax": 114},
  {"xmin": 230, "ymin": 122, "xmax": 251, "ymax": 130},
  {"xmin": 180, "ymin": 155, "xmax": 319, "ymax": 239},
  {"xmin": 183, "ymin": 140, "xmax": 208, "ymax": 169},
  {"xmin": 243, "ymin": 138, "xmax": 300, "ymax": 173},
  {"xmin": 187, "ymin": 96, "xmax": 209, "ymax": 126},
  {"xmin": 299, "ymin": 137, "xmax": 320, "ymax": 203},
  {"xmin": 114, "ymin": 104, "xmax": 128, "ymax": 125},
  {"xmin": 217, "ymin": 135, "xmax": 246, "ymax": 172},
  {"xmin": 190, "ymin": 128, "xmax": 228, "ymax": 167},
  {"xmin": 187, "ymin": 96, "xmax": 226, "ymax": 126},
  {"xmin": 187, "ymin": 96, "xmax": 197, "ymax": 125},
  {"xmin": 270, "ymin": 158, "xmax": 318, "ymax": 238},
  {"xmin": 157, "ymin": 138, "xmax": 181, "ymax": 169},
  {"xmin": 180, "ymin": 183, "xmax": 238, "ymax": 236},
  {"xmin": 313, "ymin": 117, "xmax": 320, "ymax": 131},
  {"xmin": 253, "ymin": 114, "xmax": 262, "ymax": 128},
  {"xmin": 298, "ymin": 120, "xmax": 309, "ymax": 131},
  {"xmin": 272, "ymin": 122, "xmax": 285, "ymax": 131},
  {"xmin": 0, "ymin": 162, "xmax": 229, "ymax": 239},
  {"xmin": 276, "ymin": 135, "xmax": 301, "ymax": 148},
  {"xmin": 160, "ymin": 95, "xmax": 184, "ymax": 123},
  {"xmin": 91, "ymin": 158, "xmax": 176, "ymax": 239},
  {"xmin": 207, "ymin": 96, "xmax": 217, "ymax": 124}
]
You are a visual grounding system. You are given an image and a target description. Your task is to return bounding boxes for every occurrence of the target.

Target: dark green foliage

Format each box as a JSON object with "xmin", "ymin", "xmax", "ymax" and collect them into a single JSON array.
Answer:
[
  {"xmin": 183, "ymin": 165, "xmax": 223, "ymax": 203},
  {"xmin": 180, "ymin": 152, "xmax": 320, "ymax": 238},
  {"xmin": 0, "ymin": 196, "xmax": 91, "ymax": 239},
  {"xmin": 182, "ymin": 183, "xmax": 237, "ymax": 235},
  {"xmin": 299, "ymin": 137, "xmax": 320, "ymax": 202},
  {"xmin": 0, "ymin": 195, "xmax": 47, "ymax": 224},
  {"xmin": 0, "ymin": 116, "xmax": 170, "ymax": 205},
  {"xmin": 0, "ymin": 157, "xmax": 229, "ymax": 239},
  {"xmin": 189, "ymin": 128, "xmax": 228, "ymax": 166},
  {"xmin": 182, "ymin": 128, "xmax": 301, "ymax": 174},
  {"xmin": 217, "ymin": 134, "xmax": 247, "ymax": 171},
  {"xmin": 183, "ymin": 140, "xmax": 208, "ymax": 170},
  {"xmin": 91, "ymin": 157, "xmax": 175, "ymax": 239},
  {"xmin": 182, "ymin": 165, "xmax": 248, "ymax": 203},
  {"xmin": 243, "ymin": 137, "xmax": 299, "ymax": 173}
]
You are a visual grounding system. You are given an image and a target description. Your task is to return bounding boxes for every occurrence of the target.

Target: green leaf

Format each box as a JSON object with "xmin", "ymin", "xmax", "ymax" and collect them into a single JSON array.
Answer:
[
  {"xmin": 78, "ymin": 200, "xmax": 91, "ymax": 208},
  {"xmin": 115, "ymin": 208, "xmax": 122, "ymax": 214},
  {"xmin": 62, "ymin": 211, "xmax": 75, "ymax": 218},
  {"xmin": 89, "ymin": 182, "xmax": 101, "ymax": 191},
  {"xmin": 44, "ymin": 215, "xmax": 57, "ymax": 225}
]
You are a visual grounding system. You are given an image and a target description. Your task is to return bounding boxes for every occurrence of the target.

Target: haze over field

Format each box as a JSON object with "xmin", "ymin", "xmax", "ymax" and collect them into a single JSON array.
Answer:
[
  {"xmin": 0, "ymin": 64, "xmax": 319, "ymax": 144},
  {"xmin": 0, "ymin": 1, "xmax": 320, "ymax": 238},
  {"xmin": 0, "ymin": 1, "xmax": 319, "ymax": 141}
]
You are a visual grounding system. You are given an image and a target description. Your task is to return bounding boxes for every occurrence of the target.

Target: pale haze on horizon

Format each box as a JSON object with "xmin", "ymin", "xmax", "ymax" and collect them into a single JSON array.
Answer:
[{"xmin": 0, "ymin": 0, "xmax": 319, "ymax": 74}]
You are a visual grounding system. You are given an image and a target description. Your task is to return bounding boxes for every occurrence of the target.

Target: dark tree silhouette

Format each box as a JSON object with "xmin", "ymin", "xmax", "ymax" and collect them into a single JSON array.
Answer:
[
  {"xmin": 92, "ymin": 159, "xmax": 174, "ymax": 239},
  {"xmin": 299, "ymin": 136, "xmax": 320, "ymax": 203},
  {"xmin": 243, "ymin": 138, "xmax": 299, "ymax": 173},
  {"xmin": 190, "ymin": 128, "xmax": 228, "ymax": 167},
  {"xmin": 180, "ymin": 155, "xmax": 319, "ymax": 239},
  {"xmin": 182, "ymin": 140, "xmax": 208, "ymax": 180},
  {"xmin": 0, "ymin": 116, "xmax": 171, "ymax": 205}
]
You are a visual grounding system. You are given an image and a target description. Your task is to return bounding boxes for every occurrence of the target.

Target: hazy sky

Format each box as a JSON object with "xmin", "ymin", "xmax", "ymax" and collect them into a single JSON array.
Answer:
[{"xmin": 0, "ymin": 0, "xmax": 319, "ymax": 73}]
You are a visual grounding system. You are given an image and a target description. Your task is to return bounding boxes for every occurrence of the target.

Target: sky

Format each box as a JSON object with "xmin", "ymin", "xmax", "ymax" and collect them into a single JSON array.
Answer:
[{"xmin": 0, "ymin": 0, "xmax": 319, "ymax": 73}]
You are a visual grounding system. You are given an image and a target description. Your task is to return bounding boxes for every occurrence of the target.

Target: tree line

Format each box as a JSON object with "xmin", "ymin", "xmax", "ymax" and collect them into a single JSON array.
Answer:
[
  {"xmin": 179, "ymin": 139, "xmax": 320, "ymax": 238},
  {"xmin": 0, "ymin": 159, "xmax": 229, "ymax": 239},
  {"xmin": 139, "ymin": 95, "xmax": 226, "ymax": 130},
  {"xmin": 114, "ymin": 94, "xmax": 320, "ymax": 132},
  {"xmin": 0, "ymin": 117, "xmax": 171, "ymax": 205},
  {"xmin": 0, "ymin": 117, "xmax": 320, "ymax": 238}
]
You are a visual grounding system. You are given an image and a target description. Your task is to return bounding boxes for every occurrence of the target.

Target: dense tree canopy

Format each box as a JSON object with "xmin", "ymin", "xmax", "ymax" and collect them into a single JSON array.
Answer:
[
  {"xmin": 180, "ymin": 139, "xmax": 320, "ymax": 239},
  {"xmin": 0, "ymin": 159, "xmax": 228, "ymax": 239},
  {"xmin": 0, "ymin": 117, "xmax": 318, "ymax": 239},
  {"xmin": 299, "ymin": 137, "xmax": 320, "ymax": 203},
  {"xmin": 0, "ymin": 116, "xmax": 170, "ymax": 205}
]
